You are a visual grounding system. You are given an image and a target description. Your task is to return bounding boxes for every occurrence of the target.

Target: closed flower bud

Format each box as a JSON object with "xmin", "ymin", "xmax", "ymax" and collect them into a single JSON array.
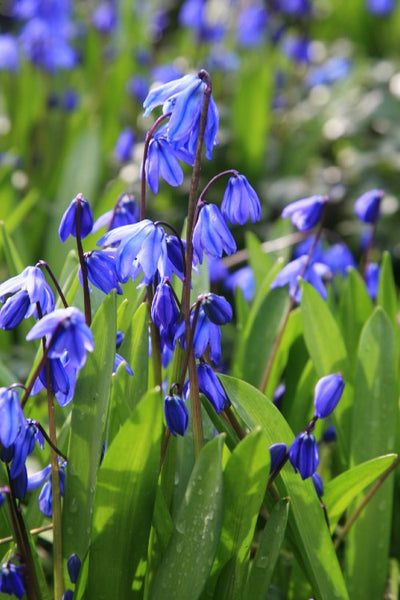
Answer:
[
  {"xmin": 289, "ymin": 431, "xmax": 319, "ymax": 480},
  {"xmin": 59, "ymin": 193, "xmax": 93, "ymax": 242},
  {"xmin": 221, "ymin": 174, "xmax": 261, "ymax": 226},
  {"xmin": 365, "ymin": 262, "xmax": 380, "ymax": 300},
  {"xmin": 200, "ymin": 293, "xmax": 232, "ymax": 324},
  {"xmin": 312, "ymin": 472, "xmax": 324, "ymax": 497},
  {"xmin": 151, "ymin": 279, "xmax": 179, "ymax": 328},
  {"xmin": 67, "ymin": 553, "xmax": 81, "ymax": 584},
  {"xmin": 313, "ymin": 373, "xmax": 344, "ymax": 419},
  {"xmin": 164, "ymin": 394, "xmax": 188, "ymax": 436},
  {"xmin": 197, "ymin": 363, "xmax": 229, "ymax": 413},
  {"xmin": 269, "ymin": 443, "xmax": 287, "ymax": 474},
  {"xmin": 354, "ymin": 189, "xmax": 383, "ymax": 224}
]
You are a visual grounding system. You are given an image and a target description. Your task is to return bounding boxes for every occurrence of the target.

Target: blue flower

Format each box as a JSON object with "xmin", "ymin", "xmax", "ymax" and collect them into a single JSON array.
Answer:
[
  {"xmin": 270, "ymin": 256, "xmax": 330, "ymax": 303},
  {"xmin": 365, "ymin": 262, "xmax": 380, "ymax": 300},
  {"xmin": 9, "ymin": 419, "xmax": 44, "ymax": 481},
  {"xmin": 200, "ymin": 293, "xmax": 232, "ymax": 325},
  {"xmin": 143, "ymin": 72, "xmax": 219, "ymax": 160},
  {"xmin": 281, "ymin": 195, "xmax": 328, "ymax": 231},
  {"xmin": 282, "ymin": 35, "xmax": 311, "ymax": 64},
  {"xmin": 289, "ymin": 431, "xmax": 319, "ymax": 480},
  {"xmin": 179, "ymin": 0, "xmax": 225, "ymax": 42},
  {"xmin": 164, "ymin": 394, "xmax": 188, "ymax": 436},
  {"xmin": 313, "ymin": 373, "xmax": 344, "ymax": 419},
  {"xmin": 27, "ymin": 460, "xmax": 66, "ymax": 517},
  {"xmin": 151, "ymin": 279, "xmax": 180, "ymax": 328},
  {"xmin": 19, "ymin": 18, "xmax": 77, "ymax": 72},
  {"xmin": 197, "ymin": 363, "xmax": 229, "ymax": 413},
  {"xmin": 26, "ymin": 307, "xmax": 94, "ymax": 369},
  {"xmin": 237, "ymin": 5, "xmax": 268, "ymax": 47},
  {"xmin": 92, "ymin": 2, "xmax": 117, "ymax": 34},
  {"xmin": 221, "ymin": 174, "xmax": 261, "ymax": 226},
  {"xmin": 269, "ymin": 443, "xmax": 287, "ymax": 474},
  {"xmin": 67, "ymin": 554, "xmax": 81, "ymax": 584},
  {"xmin": 97, "ymin": 220, "xmax": 168, "ymax": 284},
  {"xmin": 59, "ymin": 194, "xmax": 94, "ymax": 242},
  {"xmin": 0, "ymin": 265, "xmax": 55, "ymax": 330},
  {"xmin": 80, "ymin": 250, "xmax": 122, "ymax": 295},
  {"xmin": 322, "ymin": 425, "xmax": 336, "ymax": 443},
  {"xmin": 224, "ymin": 266, "xmax": 255, "ymax": 302},
  {"xmin": 312, "ymin": 472, "xmax": 324, "ymax": 497},
  {"xmin": 174, "ymin": 306, "xmax": 222, "ymax": 365},
  {"xmin": 0, "ymin": 560, "xmax": 25, "ymax": 599},
  {"xmin": 92, "ymin": 194, "xmax": 139, "ymax": 233},
  {"xmin": 114, "ymin": 128, "xmax": 135, "ymax": 162},
  {"xmin": 321, "ymin": 243, "xmax": 356, "ymax": 277},
  {"xmin": 0, "ymin": 387, "xmax": 26, "ymax": 448},
  {"xmin": 277, "ymin": 0, "xmax": 311, "ymax": 16},
  {"xmin": 113, "ymin": 353, "xmax": 134, "ymax": 376},
  {"xmin": 145, "ymin": 130, "xmax": 191, "ymax": 194},
  {"xmin": 193, "ymin": 203, "xmax": 236, "ymax": 264},
  {"xmin": 166, "ymin": 235, "xmax": 186, "ymax": 280},
  {"xmin": 354, "ymin": 189, "xmax": 383, "ymax": 224},
  {"xmin": 0, "ymin": 35, "xmax": 19, "ymax": 71},
  {"xmin": 367, "ymin": 0, "xmax": 395, "ymax": 15}
]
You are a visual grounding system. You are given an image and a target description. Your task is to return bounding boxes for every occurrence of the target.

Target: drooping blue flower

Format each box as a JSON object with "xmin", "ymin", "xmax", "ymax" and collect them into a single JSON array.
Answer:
[
  {"xmin": 80, "ymin": 250, "xmax": 122, "ymax": 295},
  {"xmin": 312, "ymin": 472, "xmax": 324, "ymax": 497},
  {"xmin": 269, "ymin": 443, "xmax": 287, "ymax": 474},
  {"xmin": 0, "ymin": 560, "xmax": 25, "ymax": 599},
  {"xmin": 365, "ymin": 262, "xmax": 380, "ymax": 300},
  {"xmin": 30, "ymin": 352, "xmax": 78, "ymax": 407},
  {"xmin": 27, "ymin": 460, "xmax": 66, "ymax": 517},
  {"xmin": 289, "ymin": 431, "xmax": 319, "ymax": 480},
  {"xmin": 0, "ymin": 265, "xmax": 55, "ymax": 330},
  {"xmin": 26, "ymin": 307, "xmax": 94, "ymax": 369},
  {"xmin": 197, "ymin": 363, "xmax": 229, "ymax": 413},
  {"xmin": 221, "ymin": 174, "xmax": 261, "ymax": 226},
  {"xmin": 321, "ymin": 243, "xmax": 356, "ymax": 277},
  {"xmin": 225, "ymin": 266, "xmax": 255, "ymax": 302},
  {"xmin": 145, "ymin": 129, "xmax": 192, "ymax": 194},
  {"xmin": 143, "ymin": 72, "xmax": 219, "ymax": 160},
  {"xmin": 354, "ymin": 189, "xmax": 383, "ymax": 224},
  {"xmin": 113, "ymin": 353, "xmax": 134, "ymax": 376},
  {"xmin": 367, "ymin": 0, "xmax": 395, "ymax": 15},
  {"xmin": 237, "ymin": 4, "xmax": 268, "ymax": 47},
  {"xmin": 313, "ymin": 373, "xmax": 344, "ymax": 419},
  {"xmin": 270, "ymin": 255, "xmax": 330, "ymax": 303},
  {"xmin": 92, "ymin": 2, "xmax": 118, "ymax": 33},
  {"xmin": 67, "ymin": 554, "xmax": 81, "ymax": 584},
  {"xmin": 164, "ymin": 394, "xmax": 188, "ymax": 436},
  {"xmin": 114, "ymin": 128, "xmax": 135, "ymax": 162},
  {"xmin": 200, "ymin": 293, "xmax": 232, "ymax": 325},
  {"xmin": 174, "ymin": 306, "xmax": 222, "ymax": 365},
  {"xmin": 0, "ymin": 387, "xmax": 26, "ymax": 448},
  {"xmin": 92, "ymin": 194, "xmax": 139, "ymax": 233},
  {"xmin": 281, "ymin": 195, "xmax": 328, "ymax": 231},
  {"xmin": 0, "ymin": 35, "xmax": 19, "ymax": 71},
  {"xmin": 193, "ymin": 203, "xmax": 236, "ymax": 264},
  {"xmin": 151, "ymin": 279, "xmax": 180, "ymax": 328},
  {"xmin": 9, "ymin": 419, "xmax": 44, "ymax": 480},
  {"xmin": 166, "ymin": 234, "xmax": 186, "ymax": 280},
  {"xmin": 59, "ymin": 193, "xmax": 94, "ymax": 242},
  {"xmin": 97, "ymin": 220, "xmax": 168, "ymax": 284}
]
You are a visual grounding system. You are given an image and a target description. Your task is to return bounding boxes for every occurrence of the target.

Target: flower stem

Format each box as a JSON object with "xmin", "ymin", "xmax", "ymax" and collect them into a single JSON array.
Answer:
[
  {"xmin": 36, "ymin": 260, "xmax": 68, "ymax": 308},
  {"xmin": 198, "ymin": 169, "xmax": 239, "ymax": 204},
  {"xmin": 75, "ymin": 201, "xmax": 91, "ymax": 326}
]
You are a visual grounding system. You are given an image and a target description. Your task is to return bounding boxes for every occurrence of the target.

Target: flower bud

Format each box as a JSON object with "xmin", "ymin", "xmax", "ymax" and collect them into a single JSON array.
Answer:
[
  {"xmin": 164, "ymin": 394, "xmax": 188, "ymax": 437},
  {"xmin": 313, "ymin": 373, "xmax": 344, "ymax": 419}
]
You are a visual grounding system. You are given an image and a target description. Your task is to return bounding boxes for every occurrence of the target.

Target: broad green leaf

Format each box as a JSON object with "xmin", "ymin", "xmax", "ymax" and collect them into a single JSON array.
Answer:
[
  {"xmin": 244, "ymin": 498, "xmax": 290, "ymax": 600},
  {"xmin": 119, "ymin": 302, "xmax": 149, "ymax": 411},
  {"xmin": 338, "ymin": 268, "xmax": 374, "ymax": 375},
  {"xmin": 212, "ymin": 429, "xmax": 271, "ymax": 600},
  {"xmin": 324, "ymin": 454, "xmax": 398, "ymax": 533},
  {"xmin": 220, "ymin": 375, "xmax": 349, "ymax": 600},
  {"xmin": 86, "ymin": 389, "xmax": 163, "ymax": 599},
  {"xmin": 346, "ymin": 308, "xmax": 398, "ymax": 600},
  {"xmin": 232, "ymin": 286, "xmax": 290, "ymax": 388},
  {"xmin": 62, "ymin": 293, "xmax": 117, "ymax": 559},
  {"xmin": 377, "ymin": 252, "xmax": 397, "ymax": 326},
  {"xmin": 149, "ymin": 436, "xmax": 224, "ymax": 600}
]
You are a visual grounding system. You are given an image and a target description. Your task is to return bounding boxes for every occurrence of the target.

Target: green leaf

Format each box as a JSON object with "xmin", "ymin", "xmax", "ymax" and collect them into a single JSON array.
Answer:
[
  {"xmin": 149, "ymin": 436, "xmax": 224, "ymax": 600},
  {"xmin": 62, "ymin": 293, "xmax": 117, "ymax": 559},
  {"xmin": 244, "ymin": 498, "xmax": 290, "ymax": 600},
  {"xmin": 86, "ymin": 389, "xmax": 163, "ymax": 599},
  {"xmin": 212, "ymin": 429, "xmax": 271, "ymax": 600},
  {"xmin": 246, "ymin": 231, "xmax": 274, "ymax": 292},
  {"xmin": 324, "ymin": 454, "xmax": 398, "ymax": 533},
  {"xmin": 220, "ymin": 375, "xmax": 349, "ymax": 600},
  {"xmin": 0, "ymin": 222, "xmax": 25, "ymax": 275},
  {"xmin": 232, "ymin": 287, "xmax": 290, "ymax": 389},
  {"xmin": 346, "ymin": 308, "xmax": 398, "ymax": 600},
  {"xmin": 119, "ymin": 302, "xmax": 149, "ymax": 411}
]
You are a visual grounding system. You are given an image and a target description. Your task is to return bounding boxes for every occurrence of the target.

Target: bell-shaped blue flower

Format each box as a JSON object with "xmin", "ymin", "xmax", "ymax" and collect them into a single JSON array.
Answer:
[
  {"xmin": 164, "ymin": 394, "xmax": 189, "ymax": 436},
  {"xmin": 80, "ymin": 250, "xmax": 122, "ymax": 295},
  {"xmin": 0, "ymin": 560, "xmax": 25, "ymax": 599},
  {"xmin": 281, "ymin": 195, "xmax": 328, "ymax": 231},
  {"xmin": 0, "ymin": 387, "xmax": 26, "ymax": 448},
  {"xmin": 97, "ymin": 219, "xmax": 168, "ymax": 284},
  {"xmin": 365, "ymin": 262, "xmax": 380, "ymax": 300},
  {"xmin": 151, "ymin": 278, "xmax": 180, "ymax": 328},
  {"xmin": 221, "ymin": 174, "xmax": 261, "ymax": 226},
  {"xmin": 270, "ymin": 255, "xmax": 330, "ymax": 303},
  {"xmin": 193, "ymin": 203, "xmax": 236, "ymax": 264},
  {"xmin": 289, "ymin": 431, "xmax": 319, "ymax": 480},
  {"xmin": 28, "ymin": 460, "xmax": 66, "ymax": 517},
  {"xmin": 26, "ymin": 307, "xmax": 94, "ymax": 369},
  {"xmin": 114, "ymin": 128, "xmax": 135, "ymax": 162},
  {"xmin": 166, "ymin": 235, "xmax": 186, "ymax": 280},
  {"xmin": 0, "ymin": 265, "xmax": 55, "ymax": 330},
  {"xmin": 197, "ymin": 363, "xmax": 229, "ymax": 413},
  {"xmin": 92, "ymin": 194, "xmax": 140, "ymax": 233},
  {"xmin": 354, "ymin": 189, "xmax": 383, "ymax": 224},
  {"xmin": 200, "ymin": 293, "xmax": 232, "ymax": 324},
  {"xmin": 144, "ymin": 128, "xmax": 193, "ymax": 194},
  {"xmin": 59, "ymin": 193, "xmax": 94, "ymax": 242},
  {"xmin": 174, "ymin": 306, "xmax": 222, "ymax": 365},
  {"xmin": 269, "ymin": 442, "xmax": 288, "ymax": 474},
  {"xmin": 9, "ymin": 419, "xmax": 44, "ymax": 480},
  {"xmin": 313, "ymin": 373, "xmax": 345, "ymax": 419}
]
